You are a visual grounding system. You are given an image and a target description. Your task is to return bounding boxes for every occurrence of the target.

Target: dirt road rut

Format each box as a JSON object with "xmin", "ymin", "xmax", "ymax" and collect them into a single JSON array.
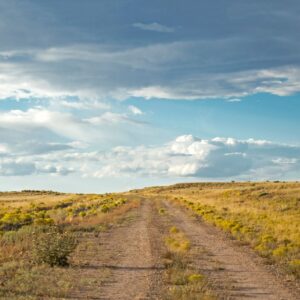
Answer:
[
  {"xmin": 163, "ymin": 199, "xmax": 298, "ymax": 300},
  {"xmin": 99, "ymin": 199, "xmax": 164, "ymax": 300},
  {"xmin": 70, "ymin": 197, "xmax": 298, "ymax": 300}
]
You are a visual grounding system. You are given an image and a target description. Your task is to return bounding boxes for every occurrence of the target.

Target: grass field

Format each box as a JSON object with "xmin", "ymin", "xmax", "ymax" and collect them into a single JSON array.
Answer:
[
  {"xmin": 142, "ymin": 181, "xmax": 300, "ymax": 279},
  {"xmin": 0, "ymin": 183, "xmax": 299, "ymax": 299},
  {"xmin": 0, "ymin": 190, "xmax": 139, "ymax": 298}
]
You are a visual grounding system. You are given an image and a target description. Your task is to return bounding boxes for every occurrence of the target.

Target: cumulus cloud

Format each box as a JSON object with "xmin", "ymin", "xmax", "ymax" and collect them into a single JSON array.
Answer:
[
  {"xmin": 54, "ymin": 135, "xmax": 300, "ymax": 180},
  {"xmin": 133, "ymin": 22, "xmax": 174, "ymax": 33},
  {"xmin": 1, "ymin": 134, "xmax": 299, "ymax": 180},
  {"xmin": 98, "ymin": 135, "xmax": 300, "ymax": 179},
  {"xmin": 128, "ymin": 105, "xmax": 143, "ymax": 115},
  {"xmin": 37, "ymin": 164, "xmax": 74, "ymax": 176},
  {"xmin": 0, "ymin": 156, "xmax": 75, "ymax": 176}
]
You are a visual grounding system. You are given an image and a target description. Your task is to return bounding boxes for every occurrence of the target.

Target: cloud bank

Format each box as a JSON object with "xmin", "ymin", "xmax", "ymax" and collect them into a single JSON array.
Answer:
[
  {"xmin": 1, "ymin": 135, "xmax": 299, "ymax": 180},
  {"xmin": 88, "ymin": 135, "xmax": 300, "ymax": 180},
  {"xmin": 1, "ymin": 0, "xmax": 300, "ymax": 102},
  {"xmin": 1, "ymin": 43, "xmax": 300, "ymax": 102}
]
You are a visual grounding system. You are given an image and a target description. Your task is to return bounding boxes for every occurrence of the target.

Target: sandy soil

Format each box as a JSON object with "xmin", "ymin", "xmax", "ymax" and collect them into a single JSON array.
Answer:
[{"xmin": 69, "ymin": 199, "xmax": 167, "ymax": 300}]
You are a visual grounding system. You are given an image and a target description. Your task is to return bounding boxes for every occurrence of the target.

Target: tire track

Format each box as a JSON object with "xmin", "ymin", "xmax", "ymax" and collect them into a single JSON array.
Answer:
[
  {"xmin": 163, "ymin": 199, "xmax": 298, "ymax": 300},
  {"xmin": 99, "ymin": 199, "xmax": 164, "ymax": 300}
]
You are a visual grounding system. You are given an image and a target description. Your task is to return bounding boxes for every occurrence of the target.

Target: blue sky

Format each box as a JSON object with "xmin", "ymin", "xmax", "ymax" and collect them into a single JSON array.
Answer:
[{"xmin": 0, "ymin": 0, "xmax": 300, "ymax": 192}]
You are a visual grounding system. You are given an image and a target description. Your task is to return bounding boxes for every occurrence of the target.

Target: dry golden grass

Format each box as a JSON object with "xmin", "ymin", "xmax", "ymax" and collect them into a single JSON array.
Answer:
[
  {"xmin": 0, "ymin": 191, "xmax": 140, "ymax": 298},
  {"xmin": 144, "ymin": 182, "xmax": 300, "ymax": 279},
  {"xmin": 67, "ymin": 198, "xmax": 140, "ymax": 229},
  {"xmin": 163, "ymin": 226, "xmax": 215, "ymax": 300},
  {"xmin": 0, "ymin": 191, "xmax": 74, "ymax": 208}
]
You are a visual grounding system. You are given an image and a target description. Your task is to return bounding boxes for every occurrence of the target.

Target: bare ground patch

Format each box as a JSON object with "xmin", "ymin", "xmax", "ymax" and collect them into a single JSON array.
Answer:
[{"xmin": 69, "ymin": 199, "xmax": 167, "ymax": 300}]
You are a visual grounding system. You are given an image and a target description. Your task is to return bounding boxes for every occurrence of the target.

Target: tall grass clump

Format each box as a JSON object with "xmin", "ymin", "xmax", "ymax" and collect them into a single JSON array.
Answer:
[{"xmin": 164, "ymin": 226, "xmax": 215, "ymax": 300}]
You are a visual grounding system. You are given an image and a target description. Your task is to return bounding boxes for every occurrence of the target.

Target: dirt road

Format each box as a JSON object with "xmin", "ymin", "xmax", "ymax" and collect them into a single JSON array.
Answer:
[
  {"xmin": 98, "ymin": 199, "xmax": 166, "ymax": 300},
  {"xmin": 69, "ymin": 197, "xmax": 298, "ymax": 299},
  {"xmin": 70, "ymin": 198, "xmax": 167, "ymax": 299},
  {"xmin": 163, "ymin": 199, "xmax": 299, "ymax": 300}
]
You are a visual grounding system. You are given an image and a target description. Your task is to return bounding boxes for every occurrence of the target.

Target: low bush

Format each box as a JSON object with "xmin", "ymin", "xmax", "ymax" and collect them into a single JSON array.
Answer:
[
  {"xmin": 33, "ymin": 226, "xmax": 78, "ymax": 267},
  {"xmin": 288, "ymin": 259, "xmax": 300, "ymax": 278}
]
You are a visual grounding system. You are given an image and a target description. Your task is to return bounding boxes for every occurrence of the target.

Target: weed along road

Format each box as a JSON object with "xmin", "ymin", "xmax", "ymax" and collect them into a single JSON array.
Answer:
[{"xmin": 71, "ymin": 196, "xmax": 298, "ymax": 299}]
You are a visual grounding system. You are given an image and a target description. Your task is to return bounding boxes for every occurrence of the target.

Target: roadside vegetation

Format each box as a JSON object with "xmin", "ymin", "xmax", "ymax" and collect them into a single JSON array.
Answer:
[
  {"xmin": 145, "ymin": 182, "xmax": 300, "ymax": 280},
  {"xmin": 0, "ymin": 191, "xmax": 138, "ymax": 299},
  {"xmin": 162, "ymin": 224, "xmax": 215, "ymax": 299}
]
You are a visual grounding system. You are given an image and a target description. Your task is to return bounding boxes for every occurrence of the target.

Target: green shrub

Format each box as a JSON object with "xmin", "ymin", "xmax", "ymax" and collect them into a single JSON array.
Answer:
[
  {"xmin": 34, "ymin": 217, "xmax": 54, "ymax": 226},
  {"xmin": 158, "ymin": 208, "xmax": 166, "ymax": 215},
  {"xmin": 33, "ymin": 227, "xmax": 78, "ymax": 267},
  {"xmin": 100, "ymin": 205, "xmax": 110, "ymax": 213},
  {"xmin": 188, "ymin": 273, "xmax": 204, "ymax": 283},
  {"xmin": 0, "ymin": 212, "xmax": 33, "ymax": 231},
  {"xmin": 288, "ymin": 259, "xmax": 300, "ymax": 278},
  {"xmin": 169, "ymin": 226, "xmax": 179, "ymax": 234}
]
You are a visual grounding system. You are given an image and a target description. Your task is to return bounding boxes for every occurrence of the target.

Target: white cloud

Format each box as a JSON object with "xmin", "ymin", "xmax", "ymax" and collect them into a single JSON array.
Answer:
[
  {"xmin": 133, "ymin": 22, "xmax": 174, "ymax": 33},
  {"xmin": 1, "ymin": 134, "xmax": 299, "ymax": 180},
  {"xmin": 129, "ymin": 86, "xmax": 183, "ymax": 100},
  {"xmin": 128, "ymin": 105, "xmax": 143, "ymax": 115},
  {"xmin": 65, "ymin": 135, "xmax": 300, "ymax": 180},
  {"xmin": 1, "ymin": 42, "xmax": 300, "ymax": 102},
  {"xmin": 227, "ymin": 98, "xmax": 242, "ymax": 102},
  {"xmin": 59, "ymin": 100, "xmax": 110, "ymax": 110},
  {"xmin": 0, "ymin": 108, "xmax": 90, "ymax": 141},
  {"xmin": 38, "ymin": 164, "xmax": 74, "ymax": 176},
  {"xmin": 0, "ymin": 157, "xmax": 75, "ymax": 176},
  {"xmin": 1, "ymin": 1, "xmax": 300, "ymax": 102},
  {"xmin": 168, "ymin": 163, "xmax": 200, "ymax": 176},
  {"xmin": 85, "ymin": 111, "xmax": 146, "ymax": 126},
  {"xmin": 0, "ymin": 144, "xmax": 9, "ymax": 155},
  {"xmin": 0, "ymin": 107, "xmax": 148, "ymax": 150}
]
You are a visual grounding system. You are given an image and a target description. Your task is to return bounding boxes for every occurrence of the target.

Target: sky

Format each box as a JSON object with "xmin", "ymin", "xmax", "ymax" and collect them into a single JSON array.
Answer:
[{"xmin": 0, "ymin": 0, "xmax": 300, "ymax": 192}]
